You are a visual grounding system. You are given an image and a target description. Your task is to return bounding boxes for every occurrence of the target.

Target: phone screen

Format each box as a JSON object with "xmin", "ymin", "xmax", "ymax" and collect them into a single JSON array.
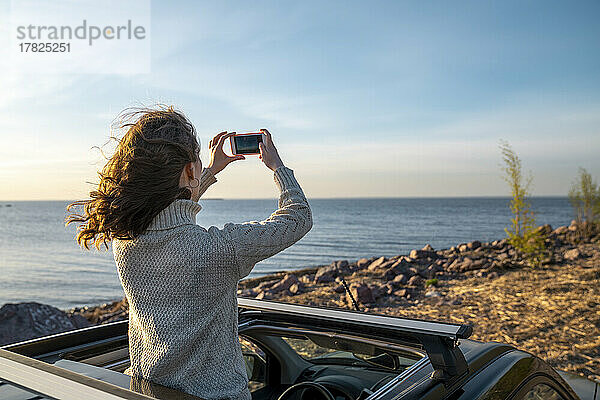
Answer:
[{"xmin": 233, "ymin": 134, "xmax": 262, "ymax": 154}]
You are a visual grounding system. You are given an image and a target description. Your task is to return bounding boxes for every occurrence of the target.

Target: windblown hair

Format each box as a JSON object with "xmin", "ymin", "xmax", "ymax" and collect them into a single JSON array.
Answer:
[{"xmin": 65, "ymin": 105, "xmax": 200, "ymax": 250}]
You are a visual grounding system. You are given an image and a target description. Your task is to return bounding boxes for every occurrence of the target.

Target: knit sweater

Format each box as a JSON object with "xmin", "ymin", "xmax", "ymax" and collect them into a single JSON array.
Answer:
[{"xmin": 112, "ymin": 166, "xmax": 312, "ymax": 400}]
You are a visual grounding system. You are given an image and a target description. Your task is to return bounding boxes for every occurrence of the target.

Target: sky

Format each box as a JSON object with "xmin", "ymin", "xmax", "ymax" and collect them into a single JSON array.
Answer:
[{"xmin": 0, "ymin": 1, "xmax": 599, "ymax": 200}]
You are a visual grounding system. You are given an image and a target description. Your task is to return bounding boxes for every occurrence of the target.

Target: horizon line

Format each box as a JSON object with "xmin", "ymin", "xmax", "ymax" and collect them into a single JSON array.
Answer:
[{"xmin": 0, "ymin": 194, "xmax": 572, "ymax": 202}]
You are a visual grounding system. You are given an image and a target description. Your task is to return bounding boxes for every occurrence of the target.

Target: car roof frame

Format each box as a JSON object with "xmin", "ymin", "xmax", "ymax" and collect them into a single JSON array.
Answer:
[{"xmin": 238, "ymin": 298, "xmax": 472, "ymax": 383}]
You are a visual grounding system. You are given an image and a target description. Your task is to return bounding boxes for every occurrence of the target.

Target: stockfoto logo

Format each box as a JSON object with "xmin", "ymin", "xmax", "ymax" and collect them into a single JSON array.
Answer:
[
  {"xmin": 10, "ymin": 0, "xmax": 151, "ymax": 74},
  {"xmin": 16, "ymin": 20, "xmax": 147, "ymax": 46}
]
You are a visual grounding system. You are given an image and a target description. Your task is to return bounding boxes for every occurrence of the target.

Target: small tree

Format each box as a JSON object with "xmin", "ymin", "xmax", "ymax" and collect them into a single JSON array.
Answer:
[
  {"xmin": 568, "ymin": 167, "xmax": 600, "ymax": 224},
  {"xmin": 499, "ymin": 140, "xmax": 546, "ymax": 267},
  {"xmin": 568, "ymin": 167, "xmax": 600, "ymax": 241}
]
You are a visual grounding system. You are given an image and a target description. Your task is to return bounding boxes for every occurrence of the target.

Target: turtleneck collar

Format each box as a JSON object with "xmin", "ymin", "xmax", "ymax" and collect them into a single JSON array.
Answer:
[{"xmin": 145, "ymin": 199, "xmax": 202, "ymax": 231}]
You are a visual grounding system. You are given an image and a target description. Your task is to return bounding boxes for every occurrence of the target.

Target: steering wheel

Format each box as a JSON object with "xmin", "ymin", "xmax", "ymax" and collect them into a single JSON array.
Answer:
[{"xmin": 276, "ymin": 382, "xmax": 336, "ymax": 400}]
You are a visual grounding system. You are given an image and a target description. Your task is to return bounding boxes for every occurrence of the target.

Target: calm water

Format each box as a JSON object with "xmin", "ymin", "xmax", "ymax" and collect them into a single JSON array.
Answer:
[{"xmin": 0, "ymin": 198, "xmax": 573, "ymax": 309}]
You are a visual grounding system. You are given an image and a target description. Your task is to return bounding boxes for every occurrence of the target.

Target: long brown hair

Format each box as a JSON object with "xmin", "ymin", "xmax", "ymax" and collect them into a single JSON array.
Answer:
[{"xmin": 65, "ymin": 105, "xmax": 200, "ymax": 250}]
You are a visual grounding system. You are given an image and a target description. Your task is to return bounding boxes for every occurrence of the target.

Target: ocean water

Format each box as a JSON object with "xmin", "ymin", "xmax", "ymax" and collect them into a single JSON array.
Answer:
[{"xmin": 0, "ymin": 197, "xmax": 573, "ymax": 309}]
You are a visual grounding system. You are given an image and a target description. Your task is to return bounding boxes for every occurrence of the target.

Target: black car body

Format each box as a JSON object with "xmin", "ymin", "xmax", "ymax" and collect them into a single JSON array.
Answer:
[{"xmin": 0, "ymin": 298, "xmax": 596, "ymax": 400}]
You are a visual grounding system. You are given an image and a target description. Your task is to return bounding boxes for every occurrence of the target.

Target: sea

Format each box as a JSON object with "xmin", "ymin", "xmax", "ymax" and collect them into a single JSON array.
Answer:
[{"xmin": 0, "ymin": 197, "xmax": 573, "ymax": 309}]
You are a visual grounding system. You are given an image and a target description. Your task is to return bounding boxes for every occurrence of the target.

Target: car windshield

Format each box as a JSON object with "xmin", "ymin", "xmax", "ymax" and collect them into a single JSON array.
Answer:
[{"xmin": 280, "ymin": 335, "xmax": 423, "ymax": 371}]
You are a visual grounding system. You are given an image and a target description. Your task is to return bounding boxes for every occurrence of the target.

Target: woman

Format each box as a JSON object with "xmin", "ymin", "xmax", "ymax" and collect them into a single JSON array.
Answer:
[{"xmin": 66, "ymin": 106, "xmax": 312, "ymax": 399}]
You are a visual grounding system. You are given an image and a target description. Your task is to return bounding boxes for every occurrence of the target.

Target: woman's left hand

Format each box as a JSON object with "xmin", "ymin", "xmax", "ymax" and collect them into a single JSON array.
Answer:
[{"xmin": 207, "ymin": 131, "xmax": 245, "ymax": 175}]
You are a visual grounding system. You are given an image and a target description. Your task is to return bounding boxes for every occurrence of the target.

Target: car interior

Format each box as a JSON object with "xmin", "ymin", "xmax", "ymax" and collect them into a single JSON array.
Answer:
[{"xmin": 49, "ymin": 323, "xmax": 426, "ymax": 400}]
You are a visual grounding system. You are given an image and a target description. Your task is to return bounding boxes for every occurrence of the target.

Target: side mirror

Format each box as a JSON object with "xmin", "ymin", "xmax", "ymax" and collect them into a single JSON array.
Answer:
[{"xmin": 243, "ymin": 352, "xmax": 266, "ymax": 382}]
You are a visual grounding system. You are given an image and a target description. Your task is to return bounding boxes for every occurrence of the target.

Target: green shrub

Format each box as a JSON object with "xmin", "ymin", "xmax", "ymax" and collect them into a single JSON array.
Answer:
[
  {"xmin": 568, "ymin": 167, "xmax": 600, "ymax": 241},
  {"xmin": 499, "ymin": 140, "xmax": 547, "ymax": 267},
  {"xmin": 425, "ymin": 278, "xmax": 439, "ymax": 288},
  {"xmin": 568, "ymin": 167, "xmax": 600, "ymax": 224}
]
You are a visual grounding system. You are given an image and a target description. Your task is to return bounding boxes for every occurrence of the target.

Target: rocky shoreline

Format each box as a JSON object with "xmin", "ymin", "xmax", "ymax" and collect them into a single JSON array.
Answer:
[{"xmin": 1, "ymin": 221, "xmax": 598, "ymax": 381}]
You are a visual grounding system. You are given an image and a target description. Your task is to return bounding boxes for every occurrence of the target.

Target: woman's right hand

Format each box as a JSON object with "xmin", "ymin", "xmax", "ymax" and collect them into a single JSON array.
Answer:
[{"xmin": 258, "ymin": 129, "xmax": 285, "ymax": 171}]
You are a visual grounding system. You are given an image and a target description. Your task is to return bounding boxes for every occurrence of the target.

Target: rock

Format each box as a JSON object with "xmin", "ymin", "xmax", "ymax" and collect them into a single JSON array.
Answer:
[
  {"xmin": 289, "ymin": 283, "xmax": 303, "ymax": 295},
  {"xmin": 255, "ymin": 290, "xmax": 274, "ymax": 300},
  {"xmin": 334, "ymin": 284, "xmax": 346, "ymax": 293},
  {"xmin": 238, "ymin": 288, "xmax": 256, "ymax": 297},
  {"xmin": 460, "ymin": 257, "xmax": 474, "ymax": 270},
  {"xmin": 336, "ymin": 260, "xmax": 349, "ymax": 269},
  {"xmin": 410, "ymin": 249, "xmax": 436, "ymax": 259},
  {"xmin": 534, "ymin": 224, "xmax": 553, "ymax": 236},
  {"xmin": 356, "ymin": 258, "xmax": 371, "ymax": 269},
  {"xmin": 383, "ymin": 268, "xmax": 397, "ymax": 281},
  {"xmin": 446, "ymin": 258, "xmax": 462, "ymax": 272},
  {"xmin": 314, "ymin": 265, "xmax": 337, "ymax": 283},
  {"xmin": 391, "ymin": 274, "xmax": 408, "ymax": 286},
  {"xmin": 497, "ymin": 252, "xmax": 509, "ymax": 261},
  {"xmin": 458, "ymin": 244, "xmax": 469, "ymax": 252},
  {"xmin": 568, "ymin": 220, "xmax": 578, "ymax": 231},
  {"xmin": 422, "ymin": 244, "xmax": 434, "ymax": 252},
  {"xmin": 256, "ymin": 280, "xmax": 278, "ymax": 290},
  {"xmin": 393, "ymin": 289, "xmax": 409, "ymax": 298},
  {"xmin": 425, "ymin": 290, "xmax": 441, "ymax": 298},
  {"xmin": 381, "ymin": 284, "xmax": 395, "ymax": 296},
  {"xmin": 564, "ymin": 248, "xmax": 581, "ymax": 261},
  {"xmin": 407, "ymin": 275, "xmax": 423, "ymax": 287},
  {"xmin": 270, "ymin": 274, "xmax": 299, "ymax": 293},
  {"xmin": 553, "ymin": 226, "xmax": 568, "ymax": 235},
  {"xmin": 0, "ymin": 302, "xmax": 91, "ymax": 346},
  {"xmin": 69, "ymin": 314, "xmax": 91, "ymax": 329},
  {"xmin": 467, "ymin": 241, "xmax": 482, "ymax": 250},
  {"xmin": 348, "ymin": 283, "xmax": 375, "ymax": 305},
  {"xmin": 367, "ymin": 256, "xmax": 388, "ymax": 271},
  {"xmin": 487, "ymin": 272, "xmax": 499, "ymax": 279},
  {"xmin": 425, "ymin": 264, "xmax": 441, "ymax": 278},
  {"xmin": 369, "ymin": 284, "xmax": 383, "ymax": 299}
]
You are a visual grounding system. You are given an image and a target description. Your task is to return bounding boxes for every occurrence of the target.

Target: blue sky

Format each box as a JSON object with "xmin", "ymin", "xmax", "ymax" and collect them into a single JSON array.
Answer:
[{"xmin": 0, "ymin": 1, "xmax": 599, "ymax": 199}]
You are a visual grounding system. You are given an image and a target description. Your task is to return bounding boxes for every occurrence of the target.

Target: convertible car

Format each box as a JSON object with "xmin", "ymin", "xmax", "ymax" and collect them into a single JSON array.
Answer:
[{"xmin": 0, "ymin": 298, "xmax": 597, "ymax": 400}]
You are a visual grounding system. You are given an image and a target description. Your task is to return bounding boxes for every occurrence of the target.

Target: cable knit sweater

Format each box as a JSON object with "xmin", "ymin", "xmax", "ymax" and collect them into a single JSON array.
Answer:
[{"xmin": 112, "ymin": 166, "xmax": 312, "ymax": 400}]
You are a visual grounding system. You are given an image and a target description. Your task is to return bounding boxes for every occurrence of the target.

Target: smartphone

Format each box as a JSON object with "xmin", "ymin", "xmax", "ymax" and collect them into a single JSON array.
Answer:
[{"xmin": 230, "ymin": 132, "xmax": 264, "ymax": 155}]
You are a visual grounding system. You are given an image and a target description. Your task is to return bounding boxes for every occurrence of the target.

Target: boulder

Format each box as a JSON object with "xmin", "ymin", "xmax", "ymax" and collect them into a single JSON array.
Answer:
[
  {"xmin": 348, "ymin": 283, "xmax": 375, "ymax": 305},
  {"xmin": 422, "ymin": 244, "xmax": 434, "ymax": 252},
  {"xmin": 367, "ymin": 256, "xmax": 388, "ymax": 271},
  {"xmin": 381, "ymin": 284, "xmax": 395, "ymax": 296},
  {"xmin": 393, "ymin": 289, "xmax": 410, "ymax": 298},
  {"xmin": 270, "ymin": 274, "xmax": 299, "ymax": 293},
  {"xmin": 391, "ymin": 274, "xmax": 408, "ymax": 286},
  {"xmin": 409, "ymin": 249, "xmax": 436, "ymax": 259},
  {"xmin": 458, "ymin": 244, "xmax": 469, "ymax": 252},
  {"xmin": 425, "ymin": 264, "xmax": 442, "ymax": 278},
  {"xmin": 255, "ymin": 290, "xmax": 274, "ymax": 300},
  {"xmin": 314, "ymin": 265, "xmax": 337, "ymax": 283},
  {"xmin": 497, "ymin": 252, "xmax": 509, "ymax": 261},
  {"xmin": 568, "ymin": 220, "xmax": 578, "ymax": 231},
  {"xmin": 288, "ymin": 283, "xmax": 303, "ymax": 295},
  {"xmin": 564, "ymin": 248, "xmax": 581, "ymax": 261},
  {"xmin": 407, "ymin": 275, "xmax": 423, "ymax": 287},
  {"xmin": 534, "ymin": 224, "xmax": 553, "ymax": 236},
  {"xmin": 496, "ymin": 239, "xmax": 508, "ymax": 249},
  {"xmin": 553, "ymin": 226, "xmax": 568, "ymax": 235},
  {"xmin": 467, "ymin": 241, "xmax": 482, "ymax": 250},
  {"xmin": 356, "ymin": 258, "xmax": 371, "ymax": 269},
  {"xmin": 0, "ymin": 302, "xmax": 91, "ymax": 346},
  {"xmin": 238, "ymin": 289, "xmax": 256, "ymax": 297},
  {"xmin": 256, "ymin": 280, "xmax": 279, "ymax": 290},
  {"xmin": 334, "ymin": 284, "xmax": 346, "ymax": 293}
]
